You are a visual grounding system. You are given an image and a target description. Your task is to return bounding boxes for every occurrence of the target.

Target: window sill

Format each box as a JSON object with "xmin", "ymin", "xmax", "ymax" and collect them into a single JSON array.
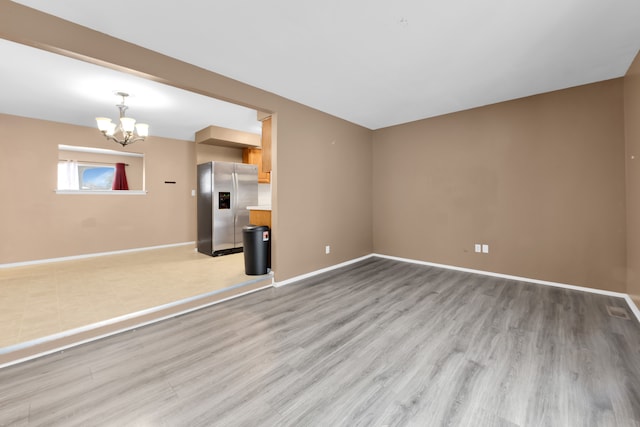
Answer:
[{"xmin": 55, "ymin": 190, "xmax": 147, "ymax": 195}]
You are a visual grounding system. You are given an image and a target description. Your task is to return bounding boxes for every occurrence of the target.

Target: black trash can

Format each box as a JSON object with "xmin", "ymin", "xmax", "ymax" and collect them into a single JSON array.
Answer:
[{"xmin": 243, "ymin": 225, "xmax": 270, "ymax": 275}]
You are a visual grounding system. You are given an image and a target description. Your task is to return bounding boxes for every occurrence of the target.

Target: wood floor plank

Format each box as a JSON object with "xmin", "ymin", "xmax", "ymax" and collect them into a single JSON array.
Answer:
[{"xmin": 1, "ymin": 257, "xmax": 639, "ymax": 426}]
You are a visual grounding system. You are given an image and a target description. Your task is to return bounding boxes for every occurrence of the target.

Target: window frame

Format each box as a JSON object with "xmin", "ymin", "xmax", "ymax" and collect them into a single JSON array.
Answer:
[{"xmin": 55, "ymin": 144, "xmax": 147, "ymax": 195}]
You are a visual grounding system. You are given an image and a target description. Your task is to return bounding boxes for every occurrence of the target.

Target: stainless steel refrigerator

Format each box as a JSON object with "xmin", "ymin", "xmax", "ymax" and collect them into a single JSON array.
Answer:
[{"xmin": 197, "ymin": 161, "xmax": 258, "ymax": 256}]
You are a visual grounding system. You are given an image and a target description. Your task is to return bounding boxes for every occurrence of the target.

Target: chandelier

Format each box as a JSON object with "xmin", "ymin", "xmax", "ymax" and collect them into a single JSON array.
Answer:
[{"xmin": 96, "ymin": 92, "xmax": 149, "ymax": 147}]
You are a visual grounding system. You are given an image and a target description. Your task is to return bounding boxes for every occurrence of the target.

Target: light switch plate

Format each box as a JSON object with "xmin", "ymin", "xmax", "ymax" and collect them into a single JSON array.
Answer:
[
  {"xmin": 482, "ymin": 244, "xmax": 489, "ymax": 253},
  {"xmin": 474, "ymin": 244, "xmax": 481, "ymax": 253}
]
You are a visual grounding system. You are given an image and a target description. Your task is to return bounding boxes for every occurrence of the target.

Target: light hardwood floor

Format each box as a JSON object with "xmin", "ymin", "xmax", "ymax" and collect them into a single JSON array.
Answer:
[{"xmin": 1, "ymin": 257, "xmax": 639, "ymax": 426}]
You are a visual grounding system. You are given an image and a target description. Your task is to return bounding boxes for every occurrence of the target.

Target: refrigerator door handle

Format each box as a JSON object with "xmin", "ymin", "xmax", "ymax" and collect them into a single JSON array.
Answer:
[{"xmin": 232, "ymin": 170, "xmax": 238, "ymax": 226}]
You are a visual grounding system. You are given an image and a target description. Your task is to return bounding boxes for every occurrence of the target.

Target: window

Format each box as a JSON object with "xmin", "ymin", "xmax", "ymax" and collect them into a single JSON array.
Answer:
[
  {"xmin": 58, "ymin": 163, "xmax": 116, "ymax": 190},
  {"xmin": 79, "ymin": 165, "xmax": 115, "ymax": 190},
  {"xmin": 56, "ymin": 145, "xmax": 145, "ymax": 194}
]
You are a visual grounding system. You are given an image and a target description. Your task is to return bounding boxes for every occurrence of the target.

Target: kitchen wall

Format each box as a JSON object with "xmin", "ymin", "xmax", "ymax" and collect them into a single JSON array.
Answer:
[
  {"xmin": 196, "ymin": 144, "xmax": 243, "ymax": 165},
  {"xmin": 0, "ymin": 113, "xmax": 197, "ymax": 264},
  {"xmin": 0, "ymin": 2, "xmax": 374, "ymax": 281},
  {"xmin": 258, "ymin": 183, "xmax": 272, "ymax": 206},
  {"xmin": 373, "ymin": 79, "xmax": 627, "ymax": 292},
  {"xmin": 625, "ymin": 51, "xmax": 640, "ymax": 305}
]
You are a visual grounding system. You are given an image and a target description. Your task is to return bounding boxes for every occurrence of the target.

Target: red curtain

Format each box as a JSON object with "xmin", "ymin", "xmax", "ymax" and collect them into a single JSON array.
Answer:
[{"xmin": 112, "ymin": 163, "xmax": 129, "ymax": 190}]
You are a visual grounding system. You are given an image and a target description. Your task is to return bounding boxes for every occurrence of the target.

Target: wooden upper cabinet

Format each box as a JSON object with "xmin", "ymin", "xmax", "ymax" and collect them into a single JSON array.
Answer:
[
  {"xmin": 261, "ymin": 117, "xmax": 272, "ymax": 173},
  {"xmin": 243, "ymin": 148, "xmax": 270, "ymax": 183}
]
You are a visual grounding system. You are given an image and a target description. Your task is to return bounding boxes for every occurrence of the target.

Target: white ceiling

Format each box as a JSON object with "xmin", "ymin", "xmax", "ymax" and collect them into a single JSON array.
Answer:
[
  {"xmin": 8, "ymin": 0, "xmax": 640, "ymax": 131},
  {"xmin": 0, "ymin": 39, "xmax": 262, "ymax": 141}
]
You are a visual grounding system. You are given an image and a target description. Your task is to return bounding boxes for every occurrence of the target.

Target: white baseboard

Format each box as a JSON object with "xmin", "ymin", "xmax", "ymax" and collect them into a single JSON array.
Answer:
[
  {"xmin": 374, "ymin": 254, "xmax": 627, "ymax": 297},
  {"xmin": 373, "ymin": 253, "xmax": 640, "ymax": 323},
  {"xmin": 273, "ymin": 252, "xmax": 640, "ymax": 323},
  {"xmin": 0, "ymin": 242, "xmax": 196, "ymax": 269},
  {"xmin": 625, "ymin": 295, "xmax": 640, "ymax": 322},
  {"xmin": 273, "ymin": 254, "xmax": 374, "ymax": 287}
]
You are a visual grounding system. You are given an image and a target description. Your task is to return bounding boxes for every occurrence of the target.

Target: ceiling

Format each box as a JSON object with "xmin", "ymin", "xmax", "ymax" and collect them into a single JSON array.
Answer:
[
  {"xmin": 8, "ymin": 0, "xmax": 640, "ymax": 131},
  {"xmin": 0, "ymin": 39, "xmax": 262, "ymax": 141}
]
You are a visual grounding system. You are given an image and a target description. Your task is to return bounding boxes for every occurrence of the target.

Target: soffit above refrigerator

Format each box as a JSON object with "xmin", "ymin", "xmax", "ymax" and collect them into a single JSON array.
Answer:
[{"xmin": 195, "ymin": 125, "xmax": 261, "ymax": 148}]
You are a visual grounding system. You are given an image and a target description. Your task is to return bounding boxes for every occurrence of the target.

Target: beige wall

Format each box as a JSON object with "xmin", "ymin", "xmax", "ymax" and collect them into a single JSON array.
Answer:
[
  {"xmin": 0, "ymin": 2, "xmax": 374, "ymax": 281},
  {"xmin": 275, "ymin": 105, "xmax": 373, "ymax": 279},
  {"xmin": 373, "ymin": 80, "xmax": 627, "ymax": 292},
  {"xmin": 0, "ymin": 113, "xmax": 197, "ymax": 263},
  {"xmin": 196, "ymin": 144, "xmax": 244, "ymax": 165},
  {"xmin": 625, "ymin": 51, "xmax": 640, "ymax": 304}
]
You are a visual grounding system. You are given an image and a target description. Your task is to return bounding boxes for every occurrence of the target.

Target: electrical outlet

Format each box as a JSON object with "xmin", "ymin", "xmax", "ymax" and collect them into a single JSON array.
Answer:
[
  {"xmin": 325, "ymin": 245, "xmax": 331, "ymax": 254},
  {"xmin": 191, "ymin": 189, "xmax": 196, "ymax": 197},
  {"xmin": 474, "ymin": 244, "xmax": 481, "ymax": 253},
  {"xmin": 482, "ymin": 244, "xmax": 489, "ymax": 253}
]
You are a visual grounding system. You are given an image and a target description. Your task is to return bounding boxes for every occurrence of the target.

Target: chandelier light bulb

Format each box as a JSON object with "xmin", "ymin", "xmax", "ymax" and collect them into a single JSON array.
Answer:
[
  {"xmin": 96, "ymin": 117, "xmax": 112, "ymax": 132},
  {"xmin": 119, "ymin": 117, "xmax": 136, "ymax": 133},
  {"xmin": 106, "ymin": 122, "xmax": 116, "ymax": 136},
  {"xmin": 136, "ymin": 123, "xmax": 149, "ymax": 137}
]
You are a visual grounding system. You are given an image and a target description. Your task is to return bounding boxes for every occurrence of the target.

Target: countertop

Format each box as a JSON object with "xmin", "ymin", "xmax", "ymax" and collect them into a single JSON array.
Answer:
[{"xmin": 247, "ymin": 205, "xmax": 272, "ymax": 211}]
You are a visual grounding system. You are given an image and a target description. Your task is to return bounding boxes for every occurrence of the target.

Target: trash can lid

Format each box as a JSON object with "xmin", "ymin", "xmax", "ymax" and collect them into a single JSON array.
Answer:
[{"xmin": 243, "ymin": 224, "xmax": 269, "ymax": 232}]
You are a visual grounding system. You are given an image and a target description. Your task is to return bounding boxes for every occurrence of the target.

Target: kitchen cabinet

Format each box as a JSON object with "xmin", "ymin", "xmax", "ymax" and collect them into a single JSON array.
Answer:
[
  {"xmin": 261, "ymin": 116, "xmax": 272, "ymax": 172},
  {"xmin": 248, "ymin": 207, "xmax": 271, "ymax": 229},
  {"xmin": 242, "ymin": 148, "xmax": 270, "ymax": 183}
]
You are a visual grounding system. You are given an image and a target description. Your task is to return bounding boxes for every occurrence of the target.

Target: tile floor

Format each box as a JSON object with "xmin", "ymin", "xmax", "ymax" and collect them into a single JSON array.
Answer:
[{"xmin": 0, "ymin": 246, "xmax": 263, "ymax": 348}]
